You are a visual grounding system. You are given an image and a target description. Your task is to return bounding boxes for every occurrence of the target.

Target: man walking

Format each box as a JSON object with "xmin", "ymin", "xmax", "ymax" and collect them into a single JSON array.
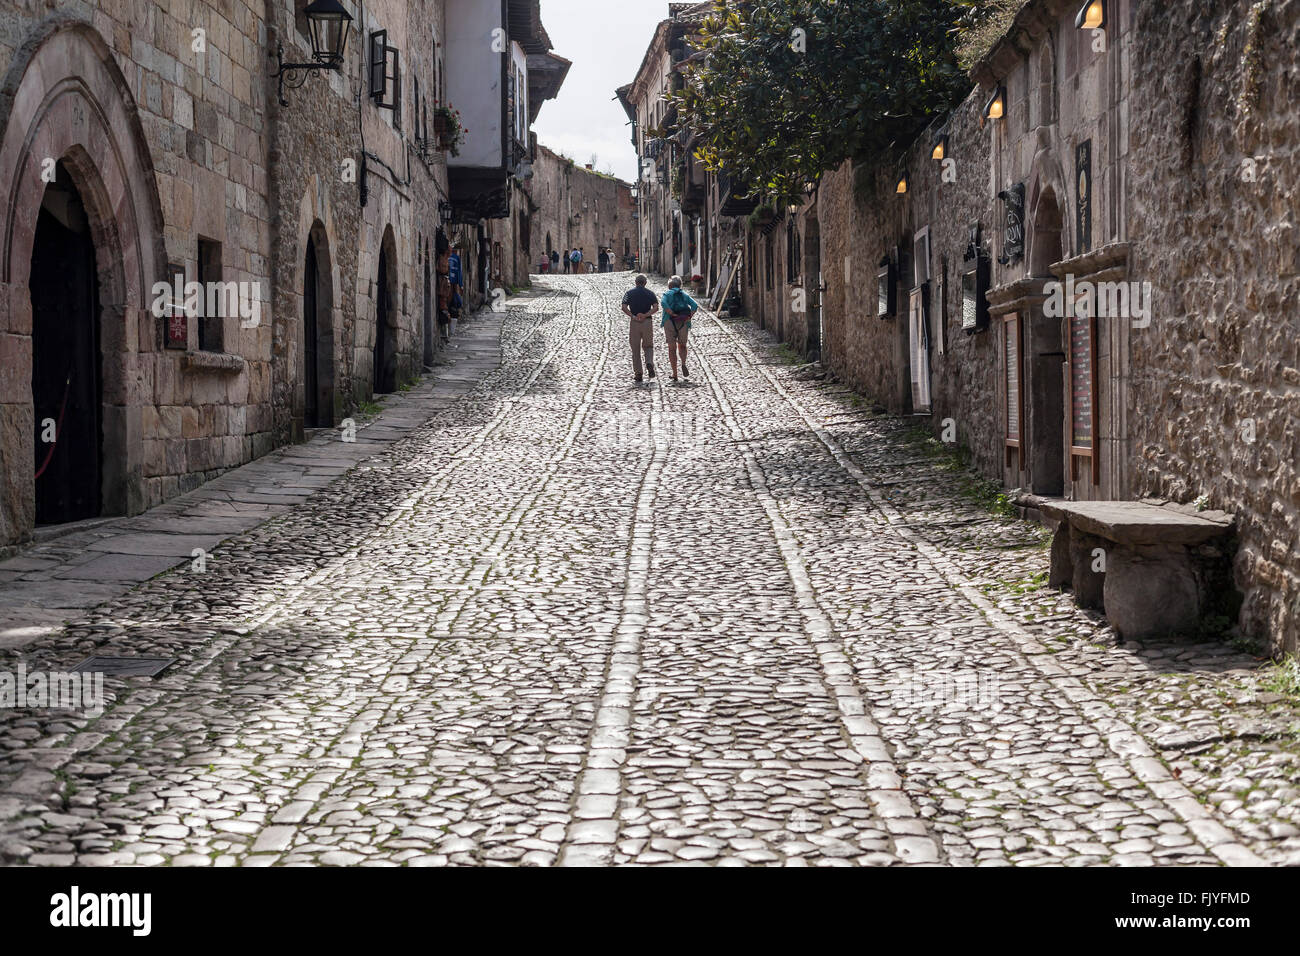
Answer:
[
  {"xmin": 660, "ymin": 275, "xmax": 699, "ymax": 381},
  {"xmin": 621, "ymin": 274, "xmax": 658, "ymax": 384},
  {"xmin": 550, "ymin": 248, "xmax": 560, "ymax": 273},
  {"xmin": 448, "ymin": 242, "xmax": 463, "ymax": 323}
]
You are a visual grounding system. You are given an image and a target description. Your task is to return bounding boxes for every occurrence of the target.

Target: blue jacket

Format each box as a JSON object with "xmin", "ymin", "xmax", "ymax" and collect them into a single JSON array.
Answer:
[{"xmin": 661, "ymin": 288, "xmax": 699, "ymax": 326}]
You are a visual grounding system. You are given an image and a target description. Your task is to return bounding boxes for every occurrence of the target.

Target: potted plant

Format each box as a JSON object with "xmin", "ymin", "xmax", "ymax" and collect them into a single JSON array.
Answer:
[{"xmin": 432, "ymin": 103, "xmax": 467, "ymax": 157}]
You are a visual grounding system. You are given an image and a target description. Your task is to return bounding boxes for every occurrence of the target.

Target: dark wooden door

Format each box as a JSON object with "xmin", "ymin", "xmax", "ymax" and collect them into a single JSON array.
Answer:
[
  {"xmin": 30, "ymin": 184, "xmax": 100, "ymax": 525},
  {"xmin": 304, "ymin": 237, "xmax": 320, "ymax": 427},
  {"xmin": 374, "ymin": 251, "xmax": 391, "ymax": 394},
  {"xmin": 423, "ymin": 260, "xmax": 434, "ymax": 367}
]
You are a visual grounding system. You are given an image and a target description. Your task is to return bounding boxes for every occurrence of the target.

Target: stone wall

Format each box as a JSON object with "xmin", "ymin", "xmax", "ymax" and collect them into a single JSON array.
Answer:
[
  {"xmin": 769, "ymin": 0, "xmax": 1300, "ymax": 648},
  {"xmin": 268, "ymin": 0, "xmax": 450, "ymax": 445},
  {"xmin": 0, "ymin": 2, "xmax": 273, "ymax": 550},
  {"xmin": 1127, "ymin": 0, "xmax": 1300, "ymax": 648},
  {"xmin": 528, "ymin": 145, "xmax": 635, "ymax": 274},
  {"xmin": 815, "ymin": 113, "xmax": 1003, "ymax": 485}
]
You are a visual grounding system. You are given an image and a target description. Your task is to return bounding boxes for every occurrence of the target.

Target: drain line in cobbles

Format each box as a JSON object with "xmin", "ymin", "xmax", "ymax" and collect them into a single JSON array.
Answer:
[
  {"xmin": 558, "ymin": 356, "xmax": 668, "ymax": 866},
  {"xmin": 691, "ymin": 339, "xmax": 942, "ymax": 865},
  {"xmin": 707, "ymin": 314, "xmax": 1264, "ymax": 867}
]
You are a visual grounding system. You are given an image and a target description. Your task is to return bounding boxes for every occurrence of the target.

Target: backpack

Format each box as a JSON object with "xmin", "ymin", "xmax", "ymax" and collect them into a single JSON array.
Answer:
[
  {"xmin": 570, "ymin": 250, "xmax": 579, "ymax": 263},
  {"xmin": 663, "ymin": 289, "xmax": 692, "ymax": 318}
]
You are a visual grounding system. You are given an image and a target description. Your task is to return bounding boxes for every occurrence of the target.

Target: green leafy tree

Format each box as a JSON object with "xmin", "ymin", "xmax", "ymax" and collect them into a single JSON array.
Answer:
[{"xmin": 672, "ymin": 0, "xmax": 979, "ymax": 208}]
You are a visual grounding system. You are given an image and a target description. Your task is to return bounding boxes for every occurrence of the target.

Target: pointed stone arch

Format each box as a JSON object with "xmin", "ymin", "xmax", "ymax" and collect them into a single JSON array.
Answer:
[
  {"xmin": 277, "ymin": 175, "xmax": 343, "ymax": 440},
  {"xmin": 0, "ymin": 17, "xmax": 165, "ymax": 545},
  {"xmin": 372, "ymin": 224, "xmax": 400, "ymax": 395}
]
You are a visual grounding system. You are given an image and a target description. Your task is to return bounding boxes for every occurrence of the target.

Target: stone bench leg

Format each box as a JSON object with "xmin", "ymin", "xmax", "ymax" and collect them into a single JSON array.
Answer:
[
  {"xmin": 1103, "ymin": 545, "xmax": 1201, "ymax": 640},
  {"xmin": 1068, "ymin": 528, "xmax": 1106, "ymax": 611},
  {"xmin": 1049, "ymin": 521, "xmax": 1105, "ymax": 611},
  {"xmin": 1049, "ymin": 522, "xmax": 1073, "ymax": 589}
]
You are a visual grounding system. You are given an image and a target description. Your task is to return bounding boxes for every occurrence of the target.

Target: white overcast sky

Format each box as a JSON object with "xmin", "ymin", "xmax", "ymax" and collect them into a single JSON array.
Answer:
[{"xmin": 533, "ymin": 0, "xmax": 670, "ymax": 182}]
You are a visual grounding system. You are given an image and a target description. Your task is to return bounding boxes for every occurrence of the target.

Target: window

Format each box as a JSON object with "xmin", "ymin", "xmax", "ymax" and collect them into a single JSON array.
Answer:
[
  {"xmin": 197, "ymin": 237, "xmax": 223, "ymax": 353},
  {"xmin": 370, "ymin": 30, "xmax": 401, "ymax": 128},
  {"xmin": 414, "ymin": 76, "xmax": 421, "ymax": 141},
  {"xmin": 765, "ymin": 235, "xmax": 774, "ymax": 290}
]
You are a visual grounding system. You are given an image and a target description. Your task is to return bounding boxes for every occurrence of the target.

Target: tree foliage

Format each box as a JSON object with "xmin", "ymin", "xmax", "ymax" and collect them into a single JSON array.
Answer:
[{"xmin": 671, "ymin": 0, "xmax": 979, "ymax": 207}]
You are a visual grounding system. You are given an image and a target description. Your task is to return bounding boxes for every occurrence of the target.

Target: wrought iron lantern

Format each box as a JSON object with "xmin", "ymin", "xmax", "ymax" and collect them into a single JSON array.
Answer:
[{"xmin": 272, "ymin": 0, "xmax": 354, "ymax": 106}]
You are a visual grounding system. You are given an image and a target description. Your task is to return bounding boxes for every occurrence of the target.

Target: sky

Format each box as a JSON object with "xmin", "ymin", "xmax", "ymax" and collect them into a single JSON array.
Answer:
[{"xmin": 532, "ymin": 0, "xmax": 671, "ymax": 183}]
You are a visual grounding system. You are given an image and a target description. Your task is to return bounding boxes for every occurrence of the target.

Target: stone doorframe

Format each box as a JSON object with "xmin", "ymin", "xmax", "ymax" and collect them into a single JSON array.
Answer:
[
  {"xmin": 0, "ymin": 17, "xmax": 165, "ymax": 548},
  {"xmin": 278, "ymin": 176, "xmax": 343, "ymax": 440}
]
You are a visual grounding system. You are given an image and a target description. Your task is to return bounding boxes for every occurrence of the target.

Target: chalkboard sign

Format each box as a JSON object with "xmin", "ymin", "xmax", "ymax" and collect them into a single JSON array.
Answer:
[
  {"xmin": 1070, "ymin": 307, "xmax": 1093, "ymax": 449},
  {"xmin": 997, "ymin": 183, "xmax": 1025, "ymax": 266},
  {"xmin": 163, "ymin": 262, "xmax": 187, "ymax": 350},
  {"xmin": 1076, "ymin": 141, "xmax": 1092, "ymax": 254}
]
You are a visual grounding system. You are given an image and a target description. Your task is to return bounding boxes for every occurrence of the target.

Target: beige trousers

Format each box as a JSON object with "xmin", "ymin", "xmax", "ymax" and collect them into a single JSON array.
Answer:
[{"xmin": 629, "ymin": 319, "xmax": 655, "ymax": 378}]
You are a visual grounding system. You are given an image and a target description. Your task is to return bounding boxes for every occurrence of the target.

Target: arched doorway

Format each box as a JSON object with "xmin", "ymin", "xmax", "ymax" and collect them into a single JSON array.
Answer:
[
  {"xmin": 302, "ymin": 227, "xmax": 334, "ymax": 428},
  {"xmin": 373, "ymin": 229, "xmax": 398, "ymax": 395},
  {"xmin": 31, "ymin": 162, "xmax": 100, "ymax": 524},
  {"xmin": 803, "ymin": 214, "xmax": 822, "ymax": 361},
  {"xmin": 423, "ymin": 256, "xmax": 434, "ymax": 368},
  {"xmin": 0, "ymin": 20, "xmax": 166, "ymax": 544},
  {"xmin": 1027, "ymin": 187, "xmax": 1066, "ymax": 496}
]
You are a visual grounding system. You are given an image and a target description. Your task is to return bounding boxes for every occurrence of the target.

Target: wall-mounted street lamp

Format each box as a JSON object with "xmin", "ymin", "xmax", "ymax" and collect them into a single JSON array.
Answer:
[
  {"xmin": 895, "ymin": 176, "xmax": 908, "ymax": 195},
  {"xmin": 272, "ymin": 0, "xmax": 354, "ymax": 107},
  {"xmin": 931, "ymin": 133, "xmax": 949, "ymax": 162},
  {"xmin": 438, "ymin": 200, "xmax": 454, "ymax": 226},
  {"xmin": 984, "ymin": 86, "xmax": 1006, "ymax": 122},
  {"xmin": 1075, "ymin": 0, "xmax": 1106, "ymax": 30}
]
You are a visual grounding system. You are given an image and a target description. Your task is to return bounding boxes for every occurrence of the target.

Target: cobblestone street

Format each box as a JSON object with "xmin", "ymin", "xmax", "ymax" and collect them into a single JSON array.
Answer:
[{"xmin": 1, "ymin": 274, "xmax": 1297, "ymax": 868}]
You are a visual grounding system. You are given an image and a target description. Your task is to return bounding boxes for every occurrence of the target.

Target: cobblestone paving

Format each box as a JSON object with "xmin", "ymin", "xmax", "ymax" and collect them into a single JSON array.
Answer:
[{"xmin": 0, "ymin": 274, "xmax": 1297, "ymax": 867}]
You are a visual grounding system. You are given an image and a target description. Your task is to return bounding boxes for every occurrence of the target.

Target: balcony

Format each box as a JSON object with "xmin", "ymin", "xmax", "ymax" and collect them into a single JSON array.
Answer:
[{"xmin": 718, "ymin": 172, "xmax": 758, "ymax": 216}]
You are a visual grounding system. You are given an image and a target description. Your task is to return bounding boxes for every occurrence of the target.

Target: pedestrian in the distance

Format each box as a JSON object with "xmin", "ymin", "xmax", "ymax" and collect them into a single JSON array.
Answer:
[
  {"xmin": 621, "ymin": 274, "xmax": 658, "ymax": 385},
  {"xmin": 598, "ymin": 248, "xmax": 609, "ymax": 273},
  {"xmin": 661, "ymin": 275, "xmax": 699, "ymax": 382},
  {"xmin": 436, "ymin": 240, "xmax": 453, "ymax": 345},
  {"xmin": 448, "ymin": 242, "xmax": 464, "ymax": 324},
  {"xmin": 550, "ymin": 248, "xmax": 560, "ymax": 273}
]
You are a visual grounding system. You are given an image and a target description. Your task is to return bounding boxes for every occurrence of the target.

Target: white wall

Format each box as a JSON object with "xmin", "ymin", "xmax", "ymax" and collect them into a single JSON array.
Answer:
[{"xmin": 446, "ymin": 0, "xmax": 504, "ymax": 170}]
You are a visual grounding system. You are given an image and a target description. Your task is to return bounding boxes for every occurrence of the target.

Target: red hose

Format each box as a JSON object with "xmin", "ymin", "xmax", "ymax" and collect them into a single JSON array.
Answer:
[{"xmin": 33, "ymin": 374, "xmax": 71, "ymax": 481}]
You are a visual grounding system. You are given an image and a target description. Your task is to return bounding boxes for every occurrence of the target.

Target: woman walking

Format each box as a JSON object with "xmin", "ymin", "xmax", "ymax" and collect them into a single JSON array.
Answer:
[{"xmin": 660, "ymin": 275, "xmax": 699, "ymax": 382}]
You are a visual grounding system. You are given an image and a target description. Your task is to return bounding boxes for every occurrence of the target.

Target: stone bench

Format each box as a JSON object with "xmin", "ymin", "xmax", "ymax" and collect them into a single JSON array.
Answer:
[{"xmin": 1029, "ymin": 498, "xmax": 1235, "ymax": 640}]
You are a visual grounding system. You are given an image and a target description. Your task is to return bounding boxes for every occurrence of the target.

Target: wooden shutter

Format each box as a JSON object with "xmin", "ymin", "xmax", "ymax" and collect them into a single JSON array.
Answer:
[
  {"xmin": 1069, "ymin": 293, "xmax": 1100, "ymax": 484},
  {"xmin": 1004, "ymin": 313, "xmax": 1024, "ymax": 470}
]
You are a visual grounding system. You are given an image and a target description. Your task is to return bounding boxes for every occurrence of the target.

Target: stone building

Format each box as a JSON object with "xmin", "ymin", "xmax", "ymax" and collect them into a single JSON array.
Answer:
[
  {"xmin": 689, "ymin": 0, "xmax": 1299, "ymax": 648},
  {"xmin": 619, "ymin": 2, "xmax": 713, "ymax": 281},
  {"xmin": 0, "ymin": 1, "xmax": 275, "ymax": 552},
  {"xmin": 445, "ymin": 0, "xmax": 567, "ymax": 293},
  {"xmin": 0, "ymin": 0, "xmax": 563, "ymax": 556},
  {"xmin": 527, "ymin": 145, "xmax": 635, "ymax": 273}
]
